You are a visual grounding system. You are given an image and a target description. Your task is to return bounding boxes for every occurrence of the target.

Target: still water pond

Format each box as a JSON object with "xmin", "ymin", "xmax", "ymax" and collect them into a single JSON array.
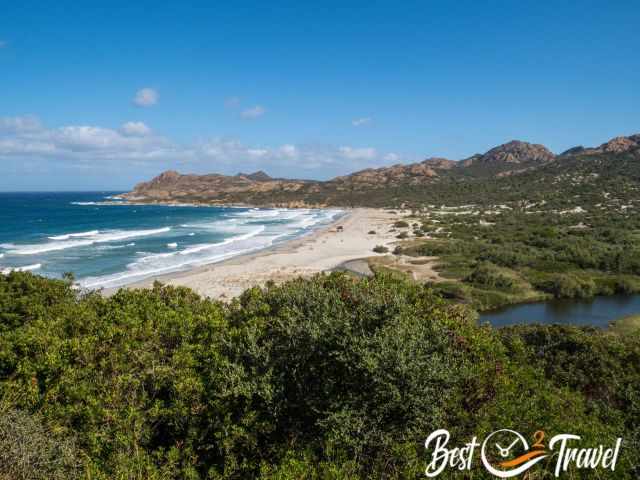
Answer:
[{"xmin": 479, "ymin": 295, "xmax": 640, "ymax": 328}]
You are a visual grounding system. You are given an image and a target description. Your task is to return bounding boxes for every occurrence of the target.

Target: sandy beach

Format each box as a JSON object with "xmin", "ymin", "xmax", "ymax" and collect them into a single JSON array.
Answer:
[{"xmin": 113, "ymin": 208, "xmax": 401, "ymax": 299}]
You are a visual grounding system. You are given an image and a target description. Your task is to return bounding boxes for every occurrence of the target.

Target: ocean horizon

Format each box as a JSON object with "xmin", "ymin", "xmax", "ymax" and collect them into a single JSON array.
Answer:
[{"xmin": 0, "ymin": 192, "xmax": 342, "ymax": 289}]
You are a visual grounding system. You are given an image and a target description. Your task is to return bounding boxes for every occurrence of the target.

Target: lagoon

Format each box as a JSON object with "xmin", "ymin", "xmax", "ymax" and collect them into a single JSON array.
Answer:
[{"xmin": 480, "ymin": 294, "xmax": 640, "ymax": 328}]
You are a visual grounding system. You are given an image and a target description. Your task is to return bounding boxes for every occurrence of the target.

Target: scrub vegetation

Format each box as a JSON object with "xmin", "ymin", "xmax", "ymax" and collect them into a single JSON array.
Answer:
[
  {"xmin": 392, "ymin": 206, "xmax": 640, "ymax": 311},
  {"xmin": 0, "ymin": 271, "xmax": 639, "ymax": 478}
]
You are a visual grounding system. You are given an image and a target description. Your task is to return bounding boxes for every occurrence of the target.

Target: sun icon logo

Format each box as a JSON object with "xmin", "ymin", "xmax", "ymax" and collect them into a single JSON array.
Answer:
[{"xmin": 481, "ymin": 429, "xmax": 548, "ymax": 478}]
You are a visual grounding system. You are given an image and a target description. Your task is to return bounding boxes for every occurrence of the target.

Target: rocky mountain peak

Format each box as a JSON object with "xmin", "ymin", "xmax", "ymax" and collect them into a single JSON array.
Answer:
[
  {"xmin": 154, "ymin": 170, "xmax": 181, "ymax": 183},
  {"xmin": 561, "ymin": 133, "xmax": 640, "ymax": 157},
  {"xmin": 600, "ymin": 135, "xmax": 640, "ymax": 153},
  {"xmin": 239, "ymin": 171, "xmax": 272, "ymax": 182},
  {"xmin": 476, "ymin": 140, "xmax": 556, "ymax": 165}
]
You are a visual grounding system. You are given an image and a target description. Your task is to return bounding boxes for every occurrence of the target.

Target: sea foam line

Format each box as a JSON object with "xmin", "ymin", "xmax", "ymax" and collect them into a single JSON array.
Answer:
[
  {"xmin": 48, "ymin": 230, "xmax": 99, "ymax": 240},
  {"xmin": 79, "ymin": 226, "xmax": 272, "ymax": 289},
  {"xmin": 6, "ymin": 227, "xmax": 171, "ymax": 255},
  {"xmin": 1, "ymin": 263, "xmax": 42, "ymax": 274},
  {"xmin": 76, "ymin": 207, "xmax": 343, "ymax": 289}
]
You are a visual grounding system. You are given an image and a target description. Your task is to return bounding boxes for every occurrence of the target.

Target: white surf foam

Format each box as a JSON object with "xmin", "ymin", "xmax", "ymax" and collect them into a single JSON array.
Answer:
[
  {"xmin": 1, "ymin": 263, "xmax": 42, "ymax": 274},
  {"xmin": 235, "ymin": 209, "xmax": 282, "ymax": 218},
  {"xmin": 78, "ymin": 225, "xmax": 270, "ymax": 289},
  {"xmin": 67, "ymin": 207, "xmax": 342, "ymax": 289},
  {"xmin": 179, "ymin": 226, "xmax": 265, "ymax": 255},
  {"xmin": 7, "ymin": 227, "xmax": 171, "ymax": 255},
  {"xmin": 48, "ymin": 230, "xmax": 99, "ymax": 240}
]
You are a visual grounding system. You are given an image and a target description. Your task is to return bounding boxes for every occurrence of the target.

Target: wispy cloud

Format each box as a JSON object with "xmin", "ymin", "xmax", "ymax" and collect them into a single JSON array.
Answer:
[
  {"xmin": 241, "ymin": 105, "xmax": 266, "ymax": 119},
  {"xmin": 352, "ymin": 117, "xmax": 372, "ymax": 127},
  {"xmin": 0, "ymin": 115, "xmax": 399, "ymax": 176},
  {"xmin": 0, "ymin": 116, "xmax": 170, "ymax": 161},
  {"xmin": 0, "ymin": 40, "xmax": 7, "ymax": 49},
  {"xmin": 133, "ymin": 88, "xmax": 158, "ymax": 107},
  {"xmin": 120, "ymin": 121, "xmax": 152, "ymax": 136},
  {"xmin": 339, "ymin": 146, "xmax": 377, "ymax": 160}
]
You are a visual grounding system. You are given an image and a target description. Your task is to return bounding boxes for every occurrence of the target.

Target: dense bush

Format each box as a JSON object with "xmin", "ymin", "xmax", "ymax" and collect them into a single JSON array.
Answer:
[
  {"xmin": 0, "ymin": 271, "xmax": 639, "ymax": 478},
  {"xmin": 465, "ymin": 262, "xmax": 518, "ymax": 292},
  {"xmin": 537, "ymin": 273, "xmax": 598, "ymax": 298},
  {"xmin": 402, "ymin": 208, "xmax": 640, "ymax": 310},
  {"xmin": 0, "ymin": 407, "xmax": 83, "ymax": 479}
]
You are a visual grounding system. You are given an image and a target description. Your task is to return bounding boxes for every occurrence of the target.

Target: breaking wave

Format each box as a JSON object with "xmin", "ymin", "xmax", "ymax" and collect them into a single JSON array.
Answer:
[
  {"xmin": 5, "ymin": 227, "xmax": 171, "ymax": 255},
  {"xmin": 1, "ymin": 263, "xmax": 42, "ymax": 274},
  {"xmin": 2, "ymin": 203, "xmax": 343, "ymax": 289}
]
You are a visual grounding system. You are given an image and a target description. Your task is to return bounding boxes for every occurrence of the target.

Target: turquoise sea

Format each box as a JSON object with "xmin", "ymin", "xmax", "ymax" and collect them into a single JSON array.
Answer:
[{"xmin": 0, "ymin": 192, "xmax": 342, "ymax": 289}]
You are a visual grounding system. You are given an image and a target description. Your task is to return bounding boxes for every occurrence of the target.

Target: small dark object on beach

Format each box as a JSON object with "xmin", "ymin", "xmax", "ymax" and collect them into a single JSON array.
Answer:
[
  {"xmin": 373, "ymin": 245, "xmax": 389, "ymax": 254},
  {"xmin": 368, "ymin": 230, "xmax": 376, "ymax": 235}
]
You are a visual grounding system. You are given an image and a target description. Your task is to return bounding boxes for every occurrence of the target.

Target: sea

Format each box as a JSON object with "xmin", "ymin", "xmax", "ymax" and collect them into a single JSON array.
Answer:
[{"xmin": 0, "ymin": 192, "xmax": 342, "ymax": 289}]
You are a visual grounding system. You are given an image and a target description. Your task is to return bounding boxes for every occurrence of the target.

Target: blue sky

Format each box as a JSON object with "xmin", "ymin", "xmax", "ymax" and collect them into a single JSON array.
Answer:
[{"xmin": 1, "ymin": 0, "xmax": 639, "ymax": 190}]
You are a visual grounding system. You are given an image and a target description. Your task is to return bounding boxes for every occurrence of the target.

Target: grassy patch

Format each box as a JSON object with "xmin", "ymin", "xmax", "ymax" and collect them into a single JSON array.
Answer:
[{"xmin": 609, "ymin": 314, "xmax": 640, "ymax": 335}]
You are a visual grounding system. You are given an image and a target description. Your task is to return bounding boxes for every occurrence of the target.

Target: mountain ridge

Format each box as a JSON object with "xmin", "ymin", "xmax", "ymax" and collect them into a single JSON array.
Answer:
[{"xmin": 121, "ymin": 133, "xmax": 640, "ymax": 207}]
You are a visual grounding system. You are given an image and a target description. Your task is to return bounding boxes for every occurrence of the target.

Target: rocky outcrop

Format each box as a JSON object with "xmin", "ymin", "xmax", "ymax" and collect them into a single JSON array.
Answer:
[
  {"xmin": 463, "ymin": 140, "xmax": 555, "ymax": 168},
  {"xmin": 122, "ymin": 171, "xmax": 314, "ymax": 205},
  {"xmin": 560, "ymin": 134, "xmax": 640, "ymax": 157},
  {"xmin": 238, "ymin": 170, "xmax": 272, "ymax": 182},
  {"xmin": 422, "ymin": 157, "xmax": 457, "ymax": 169}
]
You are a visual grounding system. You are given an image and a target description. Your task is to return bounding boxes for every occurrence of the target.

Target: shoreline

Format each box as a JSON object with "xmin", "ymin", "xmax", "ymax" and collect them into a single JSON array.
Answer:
[{"xmin": 103, "ymin": 208, "xmax": 401, "ymax": 299}]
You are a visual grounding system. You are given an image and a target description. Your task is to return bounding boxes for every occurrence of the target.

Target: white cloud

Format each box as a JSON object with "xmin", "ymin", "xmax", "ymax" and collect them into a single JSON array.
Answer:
[
  {"xmin": 241, "ymin": 105, "xmax": 266, "ymax": 119},
  {"xmin": 246, "ymin": 148, "xmax": 268, "ymax": 158},
  {"xmin": 279, "ymin": 144, "xmax": 297, "ymax": 157},
  {"xmin": 384, "ymin": 152, "xmax": 400, "ymax": 162},
  {"xmin": 339, "ymin": 146, "xmax": 377, "ymax": 160},
  {"xmin": 0, "ymin": 116, "xmax": 172, "ymax": 161},
  {"xmin": 133, "ymin": 88, "xmax": 158, "ymax": 107},
  {"xmin": 0, "ymin": 115, "xmax": 403, "ymax": 176},
  {"xmin": 121, "ymin": 121, "xmax": 152, "ymax": 136},
  {"xmin": 352, "ymin": 117, "xmax": 372, "ymax": 127}
]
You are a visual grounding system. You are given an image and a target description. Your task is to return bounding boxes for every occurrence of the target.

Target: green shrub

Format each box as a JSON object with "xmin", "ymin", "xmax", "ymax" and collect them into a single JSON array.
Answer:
[
  {"xmin": 538, "ymin": 273, "xmax": 597, "ymax": 298},
  {"xmin": 373, "ymin": 245, "xmax": 389, "ymax": 253},
  {"xmin": 465, "ymin": 262, "xmax": 518, "ymax": 292},
  {"xmin": 0, "ymin": 408, "xmax": 83, "ymax": 480},
  {"xmin": 1, "ymin": 271, "xmax": 639, "ymax": 478}
]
